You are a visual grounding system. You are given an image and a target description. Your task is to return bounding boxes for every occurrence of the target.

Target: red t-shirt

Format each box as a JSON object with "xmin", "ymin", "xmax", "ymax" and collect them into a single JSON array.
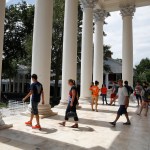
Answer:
[{"xmin": 101, "ymin": 87, "xmax": 107, "ymax": 94}]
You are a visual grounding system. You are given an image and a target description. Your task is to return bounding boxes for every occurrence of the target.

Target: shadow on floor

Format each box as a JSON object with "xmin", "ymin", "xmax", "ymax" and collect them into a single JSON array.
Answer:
[
  {"xmin": 48, "ymin": 114, "xmax": 114, "ymax": 129},
  {"xmin": 0, "ymin": 128, "xmax": 105, "ymax": 150}
]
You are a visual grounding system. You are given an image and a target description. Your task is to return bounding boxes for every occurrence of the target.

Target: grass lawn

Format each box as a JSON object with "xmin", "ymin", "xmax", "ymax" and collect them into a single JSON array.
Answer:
[{"xmin": 0, "ymin": 102, "xmax": 7, "ymax": 109}]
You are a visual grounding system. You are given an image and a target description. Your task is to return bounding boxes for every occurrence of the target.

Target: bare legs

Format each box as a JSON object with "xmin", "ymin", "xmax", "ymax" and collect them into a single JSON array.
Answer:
[
  {"xmin": 36, "ymin": 115, "xmax": 40, "ymax": 126},
  {"xmin": 29, "ymin": 114, "xmax": 40, "ymax": 126},
  {"xmin": 109, "ymin": 96, "xmax": 118, "ymax": 105},
  {"xmin": 91, "ymin": 96, "xmax": 98, "ymax": 112},
  {"xmin": 137, "ymin": 101, "xmax": 149, "ymax": 116}
]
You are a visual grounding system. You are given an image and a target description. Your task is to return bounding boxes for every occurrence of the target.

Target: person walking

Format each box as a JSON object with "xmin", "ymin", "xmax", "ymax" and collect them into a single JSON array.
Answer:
[
  {"xmin": 137, "ymin": 82, "xmax": 150, "ymax": 116},
  {"xmin": 124, "ymin": 81, "xmax": 133, "ymax": 97},
  {"xmin": 90, "ymin": 81, "xmax": 100, "ymax": 112},
  {"xmin": 23, "ymin": 74, "xmax": 44, "ymax": 130},
  {"xmin": 59, "ymin": 79, "xmax": 79, "ymax": 128},
  {"xmin": 109, "ymin": 79, "xmax": 131, "ymax": 126},
  {"xmin": 109, "ymin": 82, "xmax": 118, "ymax": 105},
  {"xmin": 135, "ymin": 81, "xmax": 142, "ymax": 106},
  {"xmin": 101, "ymin": 84, "xmax": 108, "ymax": 105}
]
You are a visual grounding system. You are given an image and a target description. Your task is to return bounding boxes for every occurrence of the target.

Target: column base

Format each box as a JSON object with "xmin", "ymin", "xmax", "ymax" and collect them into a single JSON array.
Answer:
[
  {"xmin": 79, "ymin": 97, "xmax": 91, "ymax": 104},
  {"xmin": 0, "ymin": 112, "xmax": 13, "ymax": 130},
  {"xmin": 60, "ymin": 99, "xmax": 68, "ymax": 105},
  {"xmin": 21, "ymin": 104, "xmax": 57, "ymax": 119}
]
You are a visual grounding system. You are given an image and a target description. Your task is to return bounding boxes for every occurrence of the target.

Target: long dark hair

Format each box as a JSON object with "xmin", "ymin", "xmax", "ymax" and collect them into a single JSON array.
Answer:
[{"xmin": 68, "ymin": 79, "xmax": 76, "ymax": 85}]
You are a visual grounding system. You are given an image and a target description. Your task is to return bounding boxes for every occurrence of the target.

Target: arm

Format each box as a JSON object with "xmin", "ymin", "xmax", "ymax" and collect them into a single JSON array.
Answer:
[
  {"xmin": 123, "ymin": 87, "xmax": 129, "ymax": 108},
  {"xmin": 41, "ymin": 90, "xmax": 45, "ymax": 104},
  {"xmin": 23, "ymin": 91, "xmax": 32, "ymax": 101},
  {"xmin": 70, "ymin": 89, "xmax": 76, "ymax": 107},
  {"xmin": 125, "ymin": 96, "xmax": 129, "ymax": 108}
]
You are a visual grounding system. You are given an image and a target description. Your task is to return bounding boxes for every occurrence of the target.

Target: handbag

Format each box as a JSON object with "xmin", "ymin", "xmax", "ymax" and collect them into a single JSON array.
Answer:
[{"xmin": 67, "ymin": 111, "xmax": 76, "ymax": 118}]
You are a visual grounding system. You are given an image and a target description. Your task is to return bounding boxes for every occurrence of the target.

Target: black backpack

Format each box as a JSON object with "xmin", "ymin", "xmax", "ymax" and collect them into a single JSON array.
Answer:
[
  {"xmin": 125, "ymin": 85, "xmax": 133, "ymax": 96},
  {"xmin": 143, "ymin": 88, "xmax": 150, "ymax": 100}
]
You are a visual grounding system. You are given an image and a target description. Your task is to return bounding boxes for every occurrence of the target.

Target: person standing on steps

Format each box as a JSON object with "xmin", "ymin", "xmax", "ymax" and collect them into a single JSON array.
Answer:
[
  {"xmin": 23, "ymin": 74, "xmax": 44, "ymax": 130},
  {"xmin": 59, "ymin": 79, "xmax": 79, "ymax": 128},
  {"xmin": 101, "ymin": 84, "xmax": 108, "ymax": 105},
  {"xmin": 109, "ymin": 79, "xmax": 131, "ymax": 126},
  {"xmin": 90, "ymin": 81, "xmax": 100, "ymax": 112}
]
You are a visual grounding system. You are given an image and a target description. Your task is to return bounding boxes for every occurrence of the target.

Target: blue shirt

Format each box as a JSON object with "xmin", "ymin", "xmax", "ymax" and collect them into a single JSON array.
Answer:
[{"xmin": 30, "ymin": 82, "xmax": 43, "ymax": 102}]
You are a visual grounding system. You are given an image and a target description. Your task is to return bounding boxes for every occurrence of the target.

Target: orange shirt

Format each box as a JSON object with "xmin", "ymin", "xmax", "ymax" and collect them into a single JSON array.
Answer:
[
  {"xmin": 101, "ymin": 87, "xmax": 107, "ymax": 94},
  {"xmin": 90, "ymin": 86, "xmax": 100, "ymax": 96}
]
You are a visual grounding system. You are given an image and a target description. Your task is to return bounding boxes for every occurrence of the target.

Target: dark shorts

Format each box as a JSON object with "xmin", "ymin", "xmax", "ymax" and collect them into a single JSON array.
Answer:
[
  {"xmin": 111, "ymin": 93, "xmax": 116, "ymax": 98},
  {"xmin": 117, "ymin": 105, "xmax": 127, "ymax": 115},
  {"xmin": 31, "ymin": 101, "xmax": 39, "ymax": 115},
  {"xmin": 136, "ymin": 94, "xmax": 142, "ymax": 101}
]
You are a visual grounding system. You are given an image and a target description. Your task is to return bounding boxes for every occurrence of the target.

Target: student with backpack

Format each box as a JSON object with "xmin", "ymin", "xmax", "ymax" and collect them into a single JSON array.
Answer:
[
  {"xmin": 124, "ymin": 81, "xmax": 133, "ymax": 97},
  {"xmin": 137, "ymin": 82, "xmax": 150, "ymax": 116},
  {"xmin": 90, "ymin": 81, "xmax": 100, "ymax": 112}
]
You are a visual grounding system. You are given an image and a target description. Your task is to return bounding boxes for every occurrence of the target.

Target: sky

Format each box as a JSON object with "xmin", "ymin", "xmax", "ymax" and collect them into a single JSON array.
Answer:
[
  {"xmin": 6, "ymin": 0, "xmax": 150, "ymax": 67},
  {"xmin": 104, "ymin": 6, "xmax": 150, "ymax": 67}
]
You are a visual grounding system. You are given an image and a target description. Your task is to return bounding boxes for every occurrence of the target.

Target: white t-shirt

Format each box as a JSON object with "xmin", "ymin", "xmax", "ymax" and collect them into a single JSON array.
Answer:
[{"xmin": 118, "ymin": 87, "xmax": 128, "ymax": 105}]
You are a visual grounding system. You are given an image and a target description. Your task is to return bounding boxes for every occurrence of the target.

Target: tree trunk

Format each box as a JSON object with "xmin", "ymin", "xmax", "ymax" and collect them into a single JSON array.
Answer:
[
  {"xmin": 54, "ymin": 69, "xmax": 59, "ymax": 99},
  {"xmin": 9, "ymin": 78, "xmax": 11, "ymax": 93}
]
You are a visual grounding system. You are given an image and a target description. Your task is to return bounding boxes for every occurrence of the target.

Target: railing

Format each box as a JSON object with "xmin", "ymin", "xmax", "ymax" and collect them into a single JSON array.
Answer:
[{"xmin": 8, "ymin": 100, "xmax": 30, "ymax": 115}]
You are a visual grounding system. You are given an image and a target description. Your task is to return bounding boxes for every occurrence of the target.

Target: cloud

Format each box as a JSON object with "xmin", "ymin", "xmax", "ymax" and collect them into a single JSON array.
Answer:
[{"xmin": 104, "ymin": 6, "xmax": 150, "ymax": 67}]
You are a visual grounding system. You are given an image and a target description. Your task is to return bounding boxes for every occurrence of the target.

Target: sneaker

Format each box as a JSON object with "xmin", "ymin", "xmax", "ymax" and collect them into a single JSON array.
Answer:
[
  {"xmin": 32, "ymin": 125, "xmax": 41, "ymax": 130},
  {"xmin": 25, "ymin": 121, "xmax": 32, "ymax": 126},
  {"xmin": 123, "ymin": 122, "xmax": 131, "ymax": 125},
  {"xmin": 71, "ymin": 124, "xmax": 78, "ymax": 128},
  {"xmin": 109, "ymin": 122, "xmax": 116, "ymax": 126}
]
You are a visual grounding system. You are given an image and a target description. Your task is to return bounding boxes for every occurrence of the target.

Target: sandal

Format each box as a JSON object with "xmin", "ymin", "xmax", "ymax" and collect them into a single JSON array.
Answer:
[
  {"xmin": 71, "ymin": 124, "xmax": 78, "ymax": 128},
  {"xmin": 59, "ymin": 122, "xmax": 65, "ymax": 126}
]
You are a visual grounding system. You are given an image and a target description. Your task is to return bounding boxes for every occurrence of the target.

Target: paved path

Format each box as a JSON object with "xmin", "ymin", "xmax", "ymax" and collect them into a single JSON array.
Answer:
[{"xmin": 0, "ymin": 101, "xmax": 150, "ymax": 150}]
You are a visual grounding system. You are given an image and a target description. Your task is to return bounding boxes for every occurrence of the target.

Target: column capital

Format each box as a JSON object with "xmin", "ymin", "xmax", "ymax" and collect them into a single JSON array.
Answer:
[
  {"xmin": 80, "ymin": 0, "xmax": 98, "ymax": 10},
  {"xmin": 93, "ymin": 9, "xmax": 107, "ymax": 23},
  {"xmin": 120, "ymin": 5, "xmax": 135, "ymax": 17}
]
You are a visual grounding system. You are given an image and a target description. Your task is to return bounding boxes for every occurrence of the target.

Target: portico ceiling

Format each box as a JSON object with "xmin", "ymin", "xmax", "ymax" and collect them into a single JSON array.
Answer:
[{"xmin": 96, "ymin": 0, "xmax": 150, "ymax": 12}]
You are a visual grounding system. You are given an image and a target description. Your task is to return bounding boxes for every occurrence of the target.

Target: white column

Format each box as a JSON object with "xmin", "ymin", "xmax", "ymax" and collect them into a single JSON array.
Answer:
[
  {"xmin": 93, "ymin": 9, "xmax": 107, "ymax": 86},
  {"xmin": 105, "ymin": 73, "xmax": 109, "ymax": 88},
  {"xmin": 0, "ymin": 0, "xmax": 5, "ymax": 94},
  {"xmin": 121, "ymin": 6, "xmax": 135, "ymax": 86},
  {"xmin": 61, "ymin": 0, "xmax": 78, "ymax": 103},
  {"xmin": 0, "ymin": 0, "xmax": 13, "ymax": 130},
  {"xmin": 30, "ymin": 0, "xmax": 56, "ymax": 117},
  {"xmin": 80, "ymin": 0, "xmax": 97, "ymax": 100}
]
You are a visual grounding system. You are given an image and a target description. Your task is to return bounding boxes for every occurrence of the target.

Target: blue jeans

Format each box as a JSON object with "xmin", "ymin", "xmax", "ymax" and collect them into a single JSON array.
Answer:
[{"xmin": 102, "ymin": 94, "xmax": 108, "ymax": 104}]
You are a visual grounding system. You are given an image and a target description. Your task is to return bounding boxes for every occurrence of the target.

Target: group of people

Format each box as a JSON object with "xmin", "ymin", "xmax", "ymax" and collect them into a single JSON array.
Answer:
[
  {"xmin": 23, "ymin": 74, "xmax": 150, "ymax": 129},
  {"xmin": 89, "ymin": 81, "xmax": 108, "ymax": 112}
]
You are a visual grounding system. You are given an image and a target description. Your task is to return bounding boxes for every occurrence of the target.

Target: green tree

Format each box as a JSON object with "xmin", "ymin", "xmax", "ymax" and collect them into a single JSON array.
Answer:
[
  {"xmin": 134, "ymin": 58, "xmax": 150, "ymax": 83},
  {"xmin": 3, "ymin": 1, "xmax": 34, "ymax": 82}
]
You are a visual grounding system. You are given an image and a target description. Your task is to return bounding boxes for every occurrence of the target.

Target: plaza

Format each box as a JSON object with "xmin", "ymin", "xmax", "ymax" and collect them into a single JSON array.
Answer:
[
  {"xmin": 0, "ymin": 0, "xmax": 150, "ymax": 149},
  {"xmin": 0, "ymin": 100, "xmax": 150, "ymax": 150}
]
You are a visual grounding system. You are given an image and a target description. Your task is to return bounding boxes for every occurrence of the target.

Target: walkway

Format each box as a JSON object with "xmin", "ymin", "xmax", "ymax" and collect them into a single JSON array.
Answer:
[{"xmin": 0, "ymin": 100, "xmax": 150, "ymax": 150}]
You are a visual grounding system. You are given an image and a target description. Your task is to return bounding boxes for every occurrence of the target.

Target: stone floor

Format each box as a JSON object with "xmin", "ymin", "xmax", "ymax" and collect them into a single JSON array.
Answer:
[{"xmin": 0, "ymin": 100, "xmax": 150, "ymax": 150}]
